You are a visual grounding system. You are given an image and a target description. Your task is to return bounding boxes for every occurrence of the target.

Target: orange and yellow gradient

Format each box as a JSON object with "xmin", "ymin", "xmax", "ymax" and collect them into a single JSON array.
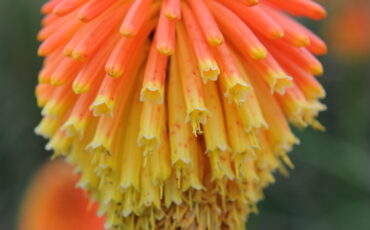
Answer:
[
  {"xmin": 35, "ymin": 0, "xmax": 327, "ymax": 229},
  {"xmin": 19, "ymin": 160, "xmax": 105, "ymax": 230}
]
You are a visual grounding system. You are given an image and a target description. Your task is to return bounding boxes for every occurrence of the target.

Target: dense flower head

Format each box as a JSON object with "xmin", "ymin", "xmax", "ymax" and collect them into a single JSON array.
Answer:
[{"xmin": 35, "ymin": 0, "xmax": 327, "ymax": 229}]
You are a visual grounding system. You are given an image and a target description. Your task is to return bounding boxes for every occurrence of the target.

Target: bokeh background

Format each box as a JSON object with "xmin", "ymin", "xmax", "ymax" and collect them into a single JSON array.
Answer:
[{"xmin": 0, "ymin": 0, "xmax": 369, "ymax": 229}]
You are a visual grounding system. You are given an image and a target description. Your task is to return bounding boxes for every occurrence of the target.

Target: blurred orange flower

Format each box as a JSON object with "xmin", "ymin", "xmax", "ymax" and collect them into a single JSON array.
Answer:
[
  {"xmin": 327, "ymin": 0, "xmax": 370, "ymax": 58},
  {"xmin": 19, "ymin": 160, "xmax": 105, "ymax": 230}
]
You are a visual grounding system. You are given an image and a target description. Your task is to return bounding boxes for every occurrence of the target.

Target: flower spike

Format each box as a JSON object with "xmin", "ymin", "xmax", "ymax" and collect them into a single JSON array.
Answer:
[{"xmin": 35, "ymin": 0, "xmax": 327, "ymax": 229}]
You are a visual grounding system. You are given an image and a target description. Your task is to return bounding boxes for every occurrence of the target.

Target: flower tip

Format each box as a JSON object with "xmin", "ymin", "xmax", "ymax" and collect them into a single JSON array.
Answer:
[
  {"xmin": 312, "ymin": 120, "xmax": 326, "ymax": 131},
  {"xmin": 206, "ymin": 35, "xmax": 224, "ymax": 46},
  {"xmin": 34, "ymin": 118, "xmax": 57, "ymax": 139},
  {"xmin": 38, "ymin": 71, "xmax": 49, "ymax": 84},
  {"xmin": 157, "ymin": 44, "xmax": 175, "ymax": 56},
  {"xmin": 36, "ymin": 32, "xmax": 46, "ymax": 42},
  {"xmin": 61, "ymin": 122, "xmax": 79, "ymax": 138},
  {"xmin": 311, "ymin": 65, "xmax": 324, "ymax": 76},
  {"xmin": 295, "ymin": 36, "xmax": 311, "ymax": 47},
  {"xmin": 34, "ymin": 126, "xmax": 46, "ymax": 138},
  {"xmin": 87, "ymin": 143, "xmax": 111, "ymax": 156},
  {"xmin": 105, "ymin": 67, "xmax": 123, "ymax": 78},
  {"xmin": 317, "ymin": 47, "xmax": 328, "ymax": 56},
  {"xmin": 250, "ymin": 46, "xmax": 268, "ymax": 60},
  {"xmin": 272, "ymin": 75, "xmax": 293, "ymax": 95},
  {"xmin": 311, "ymin": 43, "xmax": 328, "ymax": 56},
  {"xmin": 140, "ymin": 88, "xmax": 164, "ymax": 104},
  {"xmin": 245, "ymin": 0, "xmax": 259, "ymax": 7},
  {"xmin": 120, "ymin": 27, "xmax": 136, "ymax": 37},
  {"xmin": 71, "ymin": 52, "xmax": 85, "ymax": 61},
  {"xmin": 225, "ymin": 83, "xmax": 252, "ymax": 105},
  {"xmin": 164, "ymin": 10, "xmax": 181, "ymax": 20},
  {"xmin": 269, "ymin": 29, "xmax": 285, "ymax": 39},
  {"xmin": 50, "ymin": 76, "xmax": 66, "ymax": 87},
  {"xmin": 37, "ymin": 47, "xmax": 47, "ymax": 57},
  {"xmin": 200, "ymin": 60, "xmax": 220, "ymax": 82},
  {"xmin": 138, "ymin": 136, "xmax": 160, "ymax": 155},
  {"xmin": 187, "ymin": 108, "xmax": 209, "ymax": 135},
  {"xmin": 36, "ymin": 98, "xmax": 46, "ymax": 108},
  {"xmin": 77, "ymin": 15, "xmax": 87, "ymax": 22},
  {"xmin": 72, "ymin": 82, "xmax": 90, "ymax": 94},
  {"xmin": 52, "ymin": 9, "xmax": 62, "ymax": 16},
  {"xmin": 90, "ymin": 96, "xmax": 115, "ymax": 117},
  {"xmin": 309, "ymin": 4, "xmax": 327, "ymax": 20},
  {"xmin": 91, "ymin": 104, "xmax": 113, "ymax": 117}
]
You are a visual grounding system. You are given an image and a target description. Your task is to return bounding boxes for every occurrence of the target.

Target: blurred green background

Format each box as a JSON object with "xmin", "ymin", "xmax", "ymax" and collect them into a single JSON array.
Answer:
[{"xmin": 0, "ymin": 0, "xmax": 369, "ymax": 229}]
